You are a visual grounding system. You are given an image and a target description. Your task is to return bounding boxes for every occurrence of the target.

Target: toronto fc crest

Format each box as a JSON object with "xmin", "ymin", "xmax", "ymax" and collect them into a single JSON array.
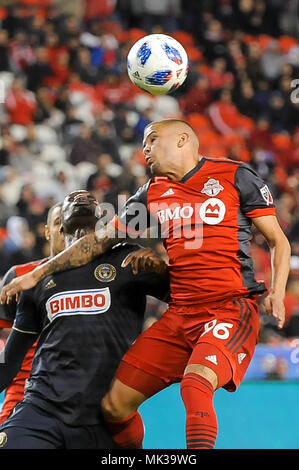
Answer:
[{"xmin": 201, "ymin": 178, "xmax": 224, "ymax": 197}]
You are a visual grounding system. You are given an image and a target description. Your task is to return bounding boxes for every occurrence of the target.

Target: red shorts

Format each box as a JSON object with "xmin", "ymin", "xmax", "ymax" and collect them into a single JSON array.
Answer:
[{"xmin": 116, "ymin": 297, "xmax": 260, "ymax": 397}]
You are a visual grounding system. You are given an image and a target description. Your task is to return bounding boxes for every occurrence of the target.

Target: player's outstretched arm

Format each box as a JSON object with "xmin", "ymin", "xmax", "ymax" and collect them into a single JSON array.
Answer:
[
  {"xmin": 0, "ymin": 224, "xmax": 123, "ymax": 304},
  {"xmin": 252, "ymin": 215, "xmax": 291, "ymax": 329}
]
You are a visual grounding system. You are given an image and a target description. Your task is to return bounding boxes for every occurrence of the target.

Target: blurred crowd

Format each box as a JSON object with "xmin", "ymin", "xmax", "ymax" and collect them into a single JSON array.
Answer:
[{"xmin": 0, "ymin": 0, "xmax": 298, "ymax": 343}]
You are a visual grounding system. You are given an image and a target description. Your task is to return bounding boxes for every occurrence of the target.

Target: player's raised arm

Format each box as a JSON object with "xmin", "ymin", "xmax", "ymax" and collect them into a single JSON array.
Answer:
[
  {"xmin": 0, "ymin": 223, "xmax": 123, "ymax": 304},
  {"xmin": 252, "ymin": 215, "xmax": 291, "ymax": 329}
]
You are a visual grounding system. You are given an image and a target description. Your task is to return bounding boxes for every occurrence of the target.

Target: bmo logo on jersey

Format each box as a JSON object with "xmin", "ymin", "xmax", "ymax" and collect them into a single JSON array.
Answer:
[
  {"xmin": 155, "ymin": 198, "xmax": 226, "ymax": 227},
  {"xmin": 199, "ymin": 198, "xmax": 226, "ymax": 225},
  {"xmin": 46, "ymin": 288, "xmax": 111, "ymax": 321}
]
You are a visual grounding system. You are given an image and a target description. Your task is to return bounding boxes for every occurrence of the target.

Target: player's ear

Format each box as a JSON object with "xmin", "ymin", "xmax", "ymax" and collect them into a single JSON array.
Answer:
[
  {"xmin": 44, "ymin": 225, "xmax": 50, "ymax": 241},
  {"xmin": 177, "ymin": 132, "xmax": 189, "ymax": 148}
]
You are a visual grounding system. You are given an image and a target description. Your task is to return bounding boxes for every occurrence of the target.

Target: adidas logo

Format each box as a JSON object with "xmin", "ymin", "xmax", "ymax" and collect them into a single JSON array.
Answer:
[
  {"xmin": 161, "ymin": 188, "xmax": 175, "ymax": 197},
  {"xmin": 238, "ymin": 353, "xmax": 247, "ymax": 364},
  {"xmin": 44, "ymin": 279, "xmax": 56, "ymax": 290},
  {"xmin": 132, "ymin": 71, "xmax": 141, "ymax": 79},
  {"xmin": 205, "ymin": 355, "xmax": 218, "ymax": 365}
]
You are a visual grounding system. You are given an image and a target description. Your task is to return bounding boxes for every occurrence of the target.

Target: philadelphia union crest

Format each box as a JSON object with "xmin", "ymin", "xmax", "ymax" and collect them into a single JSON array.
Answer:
[{"xmin": 94, "ymin": 264, "xmax": 116, "ymax": 282}]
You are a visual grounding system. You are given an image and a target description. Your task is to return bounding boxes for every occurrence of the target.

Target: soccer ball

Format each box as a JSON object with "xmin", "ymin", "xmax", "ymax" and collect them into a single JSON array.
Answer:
[{"xmin": 127, "ymin": 34, "xmax": 188, "ymax": 96}]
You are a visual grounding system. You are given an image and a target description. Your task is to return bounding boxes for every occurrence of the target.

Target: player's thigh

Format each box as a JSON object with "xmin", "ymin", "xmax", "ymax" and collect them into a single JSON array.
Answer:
[
  {"xmin": 187, "ymin": 297, "xmax": 259, "ymax": 390},
  {"xmin": 0, "ymin": 402, "xmax": 63, "ymax": 449},
  {"xmin": 0, "ymin": 426, "xmax": 60, "ymax": 449},
  {"xmin": 63, "ymin": 423, "xmax": 116, "ymax": 450},
  {"xmin": 113, "ymin": 311, "xmax": 190, "ymax": 399}
]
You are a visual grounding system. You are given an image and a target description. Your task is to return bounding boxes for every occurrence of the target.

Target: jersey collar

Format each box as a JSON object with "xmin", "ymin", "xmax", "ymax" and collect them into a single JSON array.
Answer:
[{"xmin": 179, "ymin": 157, "xmax": 206, "ymax": 184}]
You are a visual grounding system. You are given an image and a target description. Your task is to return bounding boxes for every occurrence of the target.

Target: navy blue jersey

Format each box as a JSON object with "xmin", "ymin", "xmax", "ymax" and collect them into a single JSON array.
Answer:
[{"xmin": 13, "ymin": 243, "xmax": 169, "ymax": 426}]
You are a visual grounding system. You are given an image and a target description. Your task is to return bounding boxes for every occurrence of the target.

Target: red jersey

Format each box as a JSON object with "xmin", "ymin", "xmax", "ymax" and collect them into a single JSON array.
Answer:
[
  {"xmin": 0, "ymin": 258, "xmax": 47, "ymax": 423},
  {"xmin": 111, "ymin": 158, "xmax": 276, "ymax": 309}
]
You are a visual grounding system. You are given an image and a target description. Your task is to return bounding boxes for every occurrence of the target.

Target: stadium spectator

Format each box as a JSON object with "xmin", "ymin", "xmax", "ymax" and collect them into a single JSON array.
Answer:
[
  {"xmin": 93, "ymin": 120, "xmax": 122, "ymax": 165},
  {"xmin": 5, "ymin": 77, "xmax": 36, "ymax": 125},
  {"xmin": 208, "ymin": 88, "xmax": 254, "ymax": 137},
  {"xmin": 234, "ymin": 79, "xmax": 259, "ymax": 120},
  {"xmin": 0, "ymin": 184, "xmax": 16, "ymax": 228},
  {"xmin": 69, "ymin": 123, "xmax": 100, "ymax": 166},
  {"xmin": 26, "ymin": 47, "xmax": 54, "ymax": 92},
  {"xmin": 60, "ymin": 14, "xmax": 81, "ymax": 44},
  {"xmin": 201, "ymin": 18, "xmax": 227, "ymax": 61},
  {"xmin": 44, "ymin": 31, "xmax": 68, "ymax": 70},
  {"xmin": 0, "ymin": 29, "xmax": 10, "ymax": 71},
  {"xmin": 86, "ymin": 152, "xmax": 120, "ymax": 204},
  {"xmin": 9, "ymin": 30, "xmax": 35, "ymax": 73},
  {"xmin": 3, "ymin": 216, "xmax": 29, "ymax": 255},
  {"xmin": 75, "ymin": 46, "xmax": 104, "ymax": 86},
  {"xmin": 267, "ymin": 91, "xmax": 291, "ymax": 133},
  {"xmin": 261, "ymin": 40, "xmax": 285, "ymax": 83},
  {"xmin": 84, "ymin": 0, "xmax": 117, "ymax": 21},
  {"xmin": 179, "ymin": 75, "xmax": 213, "ymax": 115}
]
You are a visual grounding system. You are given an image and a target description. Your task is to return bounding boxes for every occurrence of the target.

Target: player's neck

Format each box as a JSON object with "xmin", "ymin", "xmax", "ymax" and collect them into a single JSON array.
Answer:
[
  {"xmin": 65, "ymin": 226, "xmax": 95, "ymax": 248},
  {"xmin": 167, "ymin": 155, "xmax": 202, "ymax": 181}
]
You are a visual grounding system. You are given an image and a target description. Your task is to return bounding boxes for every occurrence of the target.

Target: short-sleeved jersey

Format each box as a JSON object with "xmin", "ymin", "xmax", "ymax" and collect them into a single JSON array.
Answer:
[
  {"xmin": 0, "ymin": 259, "xmax": 47, "ymax": 423},
  {"xmin": 13, "ymin": 243, "xmax": 169, "ymax": 426},
  {"xmin": 110, "ymin": 158, "xmax": 276, "ymax": 308}
]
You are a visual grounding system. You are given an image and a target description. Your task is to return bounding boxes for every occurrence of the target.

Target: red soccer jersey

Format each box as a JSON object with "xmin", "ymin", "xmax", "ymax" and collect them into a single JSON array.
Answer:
[
  {"xmin": 111, "ymin": 158, "xmax": 276, "ymax": 309},
  {"xmin": 0, "ymin": 258, "xmax": 47, "ymax": 423}
]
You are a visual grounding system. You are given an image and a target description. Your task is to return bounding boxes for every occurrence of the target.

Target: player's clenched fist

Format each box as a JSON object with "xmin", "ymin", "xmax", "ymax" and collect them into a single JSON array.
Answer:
[{"xmin": 121, "ymin": 247, "xmax": 168, "ymax": 276}]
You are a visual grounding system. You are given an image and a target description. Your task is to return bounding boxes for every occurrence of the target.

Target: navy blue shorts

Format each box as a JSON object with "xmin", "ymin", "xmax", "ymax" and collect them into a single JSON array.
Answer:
[{"xmin": 0, "ymin": 402, "xmax": 115, "ymax": 449}]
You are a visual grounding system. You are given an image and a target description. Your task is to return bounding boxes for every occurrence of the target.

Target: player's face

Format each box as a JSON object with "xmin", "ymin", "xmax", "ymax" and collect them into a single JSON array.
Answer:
[
  {"xmin": 62, "ymin": 190, "xmax": 98, "ymax": 227},
  {"xmin": 45, "ymin": 206, "xmax": 65, "ymax": 257},
  {"xmin": 143, "ymin": 124, "xmax": 179, "ymax": 176}
]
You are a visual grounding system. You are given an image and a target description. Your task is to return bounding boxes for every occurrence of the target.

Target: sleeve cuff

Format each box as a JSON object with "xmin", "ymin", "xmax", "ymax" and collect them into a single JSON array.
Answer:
[
  {"xmin": 12, "ymin": 326, "xmax": 38, "ymax": 335},
  {"xmin": 109, "ymin": 216, "xmax": 142, "ymax": 237},
  {"xmin": 245, "ymin": 207, "xmax": 276, "ymax": 218}
]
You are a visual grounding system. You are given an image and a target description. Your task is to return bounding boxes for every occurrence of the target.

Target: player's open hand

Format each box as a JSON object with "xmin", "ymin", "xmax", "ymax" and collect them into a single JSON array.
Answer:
[
  {"xmin": 121, "ymin": 248, "xmax": 168, "ymax": 276},
  {"xmin": 0, "ymin": 271, "xmax": 37, "ymax": 304},
  {"xmin": 262, "ymin": 289, "xmax": 286, "ymax": 329}
]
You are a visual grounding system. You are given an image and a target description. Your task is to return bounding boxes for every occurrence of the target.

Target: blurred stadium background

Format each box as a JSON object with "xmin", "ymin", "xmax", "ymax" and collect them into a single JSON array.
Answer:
[{"xmin": 0, "ymin": 0, "xmax": 298, "ymax": 449}]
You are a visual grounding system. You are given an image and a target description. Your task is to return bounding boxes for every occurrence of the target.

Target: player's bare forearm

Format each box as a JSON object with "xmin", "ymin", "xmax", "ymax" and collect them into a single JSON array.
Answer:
[
  {"xmin": 253, "ymin": 215, "xmax": 291, "ymax": 328},
  {"xmin": 269, "ymin": 236, "xmax": 291, "ymax": 296},
  {"xmin": 253, "ymin": 216, "xmax": 291, "ymax": 296},
  {"xmin": 264, "ymin": 237, "xmax": 290, "ymax": 329},
  {"xmin": 36, "ymin": 225, "xmax": 122, "ymax": 280}
]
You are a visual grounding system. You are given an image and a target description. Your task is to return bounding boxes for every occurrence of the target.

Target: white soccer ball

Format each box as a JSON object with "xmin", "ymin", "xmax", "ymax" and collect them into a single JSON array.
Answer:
[{"xmin": 127, "ymin": 34, "xmax": 189, "ymax": 96}]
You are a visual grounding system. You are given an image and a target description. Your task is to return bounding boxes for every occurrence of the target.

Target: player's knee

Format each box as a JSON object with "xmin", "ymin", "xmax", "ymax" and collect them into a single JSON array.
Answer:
[
  {"xmin": 101, "ymin": 378, "xmax": 147, "ymax": 420},
  {"xmin": 101, "ymin": 392, "xmax": 126, "ymax": 420},
  {"xmin": 184, "ymin": 364, "xmax": 218, "ymax": 390}
]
